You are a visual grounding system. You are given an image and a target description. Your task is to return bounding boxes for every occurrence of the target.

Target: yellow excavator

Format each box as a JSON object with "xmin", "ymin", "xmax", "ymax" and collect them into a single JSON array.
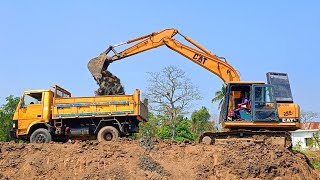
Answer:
[{"xmin": 88, "ymin": 28, "xmax": 300, "ymax": 147}]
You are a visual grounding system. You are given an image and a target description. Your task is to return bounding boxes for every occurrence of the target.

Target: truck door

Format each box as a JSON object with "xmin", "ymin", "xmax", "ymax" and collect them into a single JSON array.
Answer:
[
  {"xmin": 18, "ymin": 92, "xmax": 44, "ymax": 127},
  {"xmin": 252, "ymin": 85, "xmax": 279, "ymax": 122}
]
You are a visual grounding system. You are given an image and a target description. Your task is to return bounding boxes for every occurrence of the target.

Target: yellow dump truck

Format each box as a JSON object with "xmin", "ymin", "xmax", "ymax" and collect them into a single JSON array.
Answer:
[{"xmin": 10, "ymin": 85, "xmax": 148, "ymax": 143}]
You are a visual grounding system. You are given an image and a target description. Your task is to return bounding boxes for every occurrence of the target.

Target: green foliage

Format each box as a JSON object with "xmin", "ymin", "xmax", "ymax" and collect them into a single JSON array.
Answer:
[
  {"xmin": 292, "ymin": 140, "xmax": 303, "ymax": 152},
  {"xmin": 137, "ymin": 112, "xmax": 195, "ymax": 142},
  {"xmin": 174, "ymin": 117, "xmax": 194, "ymax": 142},
  {"xmin": 311, "ymin": 159, "xmax": 320, "ymax": 170},
  {"xmin": 294, "ymin": 149, "xmax": 320, "ymax": 170},
  {"xmin": 212, "ymin": 84, "xmax": 226, "ymax": 110},
  {"xmin": 145, "ymin": 66, "xmax": 202, "ymax": 139},
  {"xmin": 292, "ymin": 141, "xmax": 320, "ymax": 170},
  {"xmin": 136, "ymin": 112, "xmax": 161, "ymax": 138},
  {"xmin": 0, "ymin": 95, "xmax": 20, "ymax": 141},
  {"xmin": 157, "ymin": 116, "xmax": 194, "ymax": 142},
  {"xmin": 157, "ymin": 125, "xmax": 172, "ymax": 140},
  {"xmin": 306, "ymin": 138, "xmax": 314, "ymax": 148},
  {"xmin": 191, "ymin": 106, "xmax": 214, "ymax": 140},
  {"xmin": 137, "ymin": 107, "xmax": 217, "ymax": 143},
  {"xmin": 292, "ymin": 133, "xmax": 320, "ymax": 152},
  {"xmin": 313, "ymin": 132, "xmax": 320, "ymax": 148}
]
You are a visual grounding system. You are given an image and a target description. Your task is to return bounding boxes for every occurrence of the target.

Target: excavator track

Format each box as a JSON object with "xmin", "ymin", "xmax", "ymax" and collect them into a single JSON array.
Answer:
[{"xmin": 199, "ymin": 130, "xmax": 292, "ymax": 149}]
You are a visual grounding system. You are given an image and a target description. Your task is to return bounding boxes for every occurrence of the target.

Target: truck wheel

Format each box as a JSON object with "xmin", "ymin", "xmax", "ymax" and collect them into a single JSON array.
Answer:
[
  {"xmin": 202, "ymin": 136, "xmax": 213, "ymax": 145},
  {"xmin": 30, "ymin": 128, "xmax": 52, "ymax": 143},
  {"xmin": 97, "ymin": 126, "xmax": 119, "ymax": 142}
]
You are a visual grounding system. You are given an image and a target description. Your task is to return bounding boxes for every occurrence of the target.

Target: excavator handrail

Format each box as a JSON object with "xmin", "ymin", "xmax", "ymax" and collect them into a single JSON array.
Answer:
[{"xmin": 88, "ymin": 28, "xmax": 240, "ymax": 83}]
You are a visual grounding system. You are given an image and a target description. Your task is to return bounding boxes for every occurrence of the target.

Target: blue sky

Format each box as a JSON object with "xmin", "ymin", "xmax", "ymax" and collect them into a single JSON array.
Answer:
[{"xmin": 0, "ymin": 1, "xmax": 319, "ymax": 118}]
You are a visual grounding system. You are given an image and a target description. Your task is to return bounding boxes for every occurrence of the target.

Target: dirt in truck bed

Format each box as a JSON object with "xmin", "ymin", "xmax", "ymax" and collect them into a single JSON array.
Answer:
[
  {"xmin": 0, "ymin": 139, "xmax": 319, "ymax": 180},
  {"xmin": 95, "ymin": 70, "xmax": 125, "ymax": 96}
]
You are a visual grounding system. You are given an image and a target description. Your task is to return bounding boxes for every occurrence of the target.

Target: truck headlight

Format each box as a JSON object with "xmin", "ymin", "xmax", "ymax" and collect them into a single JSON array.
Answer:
[{"xmin": 12, "ymin": 123, "xmax": 16, "ymax": 128}]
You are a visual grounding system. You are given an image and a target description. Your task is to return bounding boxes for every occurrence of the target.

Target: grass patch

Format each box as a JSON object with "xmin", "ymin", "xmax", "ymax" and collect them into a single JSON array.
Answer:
[
  {"xmin": 310, "ymin": 159, "xmax": 320, "ymax": 170},
  {"xmin": 292, "ymin": 144, "xmax": 320, "ymax": 171}
]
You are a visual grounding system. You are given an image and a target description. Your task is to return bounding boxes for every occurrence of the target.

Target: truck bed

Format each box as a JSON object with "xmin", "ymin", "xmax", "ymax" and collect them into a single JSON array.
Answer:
[{"xmin": 52, "ymin": 89, "xmax": 148, "ymax": 122}]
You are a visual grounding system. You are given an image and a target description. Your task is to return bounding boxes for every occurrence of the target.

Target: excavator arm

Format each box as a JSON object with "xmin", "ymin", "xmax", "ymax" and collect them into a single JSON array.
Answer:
[{"xmin": 88, "ymin": 28, "xmax": 240, "ymax": 83}]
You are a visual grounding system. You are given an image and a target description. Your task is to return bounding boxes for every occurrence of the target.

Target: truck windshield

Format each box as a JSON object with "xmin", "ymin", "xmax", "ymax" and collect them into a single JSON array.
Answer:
[{"xmin": 23, "ymin": 93, "xmax": 42, "ymax": 106}]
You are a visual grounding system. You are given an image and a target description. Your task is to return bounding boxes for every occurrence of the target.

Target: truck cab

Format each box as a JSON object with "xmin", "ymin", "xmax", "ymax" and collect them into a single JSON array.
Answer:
[{"xmin": 12, "ymin": 89, "xmax": 54, "ymax": 138}]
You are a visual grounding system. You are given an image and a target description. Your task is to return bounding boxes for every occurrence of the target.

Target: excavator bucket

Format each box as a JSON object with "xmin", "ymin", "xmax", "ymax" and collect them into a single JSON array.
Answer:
[{"xmin": 87, "ymin": 53, "xmax": 110, "ymax": 81}]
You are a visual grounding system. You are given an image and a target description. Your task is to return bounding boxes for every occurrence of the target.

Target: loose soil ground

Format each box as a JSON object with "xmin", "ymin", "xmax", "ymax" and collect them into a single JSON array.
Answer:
[{"xmin": 0, "ymin": 139, "xmax": 319, "ymax": 180}]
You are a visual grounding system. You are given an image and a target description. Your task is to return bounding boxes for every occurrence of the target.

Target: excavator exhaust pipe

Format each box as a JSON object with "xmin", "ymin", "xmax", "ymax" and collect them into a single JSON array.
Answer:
[{"xmin": 88, "ymin": 54, "xmax": 110, "ymax": 81}]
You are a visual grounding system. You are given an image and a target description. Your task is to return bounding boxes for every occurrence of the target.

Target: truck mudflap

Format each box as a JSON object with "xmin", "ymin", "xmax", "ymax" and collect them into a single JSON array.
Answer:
[{"xmin": 199, "ymin": 130, "xmax": 292, "ymax": 149}]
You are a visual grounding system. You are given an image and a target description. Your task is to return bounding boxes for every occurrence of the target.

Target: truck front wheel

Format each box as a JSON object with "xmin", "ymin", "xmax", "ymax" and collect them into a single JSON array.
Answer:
[
  {"xmin": 30, "ymin": 128, "xmax": 52, "ymax": 143},
  {"xmin": 97, "ymin": 126, "xmax": 119, "ymax": 142}
]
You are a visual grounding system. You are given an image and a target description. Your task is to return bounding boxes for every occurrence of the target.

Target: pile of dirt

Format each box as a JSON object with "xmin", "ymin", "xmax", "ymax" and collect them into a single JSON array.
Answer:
[
  {"xmin": 195, "ymin": 141, "xmax": 319, "ymax": 179},
  {"xmin": 95, "ymin": 70, "xmax": 125, "ymax": 96},
  {"xmin": 0, "ymin": 139, "xmax": 319, "ymax": 179}
]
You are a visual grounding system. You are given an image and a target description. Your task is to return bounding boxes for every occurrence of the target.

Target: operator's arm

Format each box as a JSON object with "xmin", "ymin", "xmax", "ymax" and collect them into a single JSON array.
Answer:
[
  {"xmin": 238, "ymin": 98, "xmax": 248, "ymax": 106},
  {"xmin": 88, "ymin": 28, "xmax": 240, "ymax": 83}
]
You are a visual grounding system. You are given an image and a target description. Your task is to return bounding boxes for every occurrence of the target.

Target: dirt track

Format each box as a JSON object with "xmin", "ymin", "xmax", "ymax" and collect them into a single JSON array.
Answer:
[{"xmin": 0, "ymin": 139, "xmax": 319, "ymax": 180}]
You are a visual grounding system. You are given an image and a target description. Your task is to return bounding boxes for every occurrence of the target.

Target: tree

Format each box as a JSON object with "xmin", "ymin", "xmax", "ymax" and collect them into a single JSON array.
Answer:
[
  {"xmin": 300, "ymin": 110, "xmax": 319, "ymax": 123},
  {"xmin": 212, "ymin": 84, "xmax": 226, "ymax": 110},
  {"xmin": 137, "ymin": 112, "xmax": 160, "ymax": 138},
  {"xmin": 190, "ymin": 106, "xmax": 214, "ymax": 140},
  {"xmin": 0, "ymin": 95, "xmax": 20, "ymax": 141},
  {"xmin": 157, "ymin": 125, "xmax": 172, "ymax": 140},
  {"xmin": 145, "ymin": 66, "xmax": 202, "ymax": 139},
  {"xmin": 174, "ymin": 116, "xmax": 194, "ymax": 142},
  {"xmin": 313, "ymin": 132, "xmax": 320, "ymax": 148}
]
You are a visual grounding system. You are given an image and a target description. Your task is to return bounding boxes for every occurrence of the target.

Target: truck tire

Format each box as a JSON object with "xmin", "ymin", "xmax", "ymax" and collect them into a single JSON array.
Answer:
[
  {"xmin": 30, "ymin": 128, "xmax": 52, "ymax": 143},
  {"xmin": 97, "ymin": 126, "xmax": 119, "ymax": 142}
]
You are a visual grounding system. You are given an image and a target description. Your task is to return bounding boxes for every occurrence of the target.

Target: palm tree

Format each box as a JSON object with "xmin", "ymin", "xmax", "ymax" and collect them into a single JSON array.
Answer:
[{"xmin": 212, "ymin": 84, "xmax": 226, "ymax": 110}]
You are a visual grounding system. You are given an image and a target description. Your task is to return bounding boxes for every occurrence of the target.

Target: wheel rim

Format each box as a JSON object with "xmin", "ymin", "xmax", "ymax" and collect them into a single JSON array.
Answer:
[
  {"xmin": 35, "ymin": 134, "xmax": 46, "ymax": 143},
  {"xmin": 202, "ymin": 136, "xmax": 212, "ymax": 145},
  {"xmin": 104, "ymin": 133, "xmax": 113, "ymax": 141}
]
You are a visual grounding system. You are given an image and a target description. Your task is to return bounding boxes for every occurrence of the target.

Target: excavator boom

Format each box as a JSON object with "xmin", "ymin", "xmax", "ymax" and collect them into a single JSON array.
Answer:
[{"xmin": 88, "ymin": 28, "xmax": 240, "ymax": 83}]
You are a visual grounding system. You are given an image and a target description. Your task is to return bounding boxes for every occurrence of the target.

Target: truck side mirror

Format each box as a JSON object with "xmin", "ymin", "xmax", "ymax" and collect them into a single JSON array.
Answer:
[
  {"xmin": 20, "ymin": 101, "xmax": 25, "ymax": 108},
  {"xmin": 20, "ymin": 96, "xmax": 25, "ymax": 108}
]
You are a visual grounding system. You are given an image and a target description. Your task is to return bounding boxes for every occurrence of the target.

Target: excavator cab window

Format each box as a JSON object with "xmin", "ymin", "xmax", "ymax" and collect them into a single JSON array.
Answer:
[
  {"xmin": 252, "ymin": 85, "xmax": 278, "ymax": 122},
  {"xmin": 266, "ymin": 72, "xmax": 293, "ymax": 103},
  {"xmin": 226, "ymin": 85, "xmax": 252, "ymax": 121}
]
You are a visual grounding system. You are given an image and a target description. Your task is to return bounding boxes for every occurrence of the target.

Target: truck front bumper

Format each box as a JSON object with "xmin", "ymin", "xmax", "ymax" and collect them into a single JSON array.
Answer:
[
  {"xmin": 10, "ymin": 129, "xmax": 17, "ymax": 138},
  {"xmin": 10, "ymin": 120, "xmax": 18, "ymax": 139}
]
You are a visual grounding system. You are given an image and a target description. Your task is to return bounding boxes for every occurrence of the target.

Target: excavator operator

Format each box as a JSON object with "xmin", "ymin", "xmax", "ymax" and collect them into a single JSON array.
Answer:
[{"xmin": 233, "ymin": 92, "xmax": 250, "ymax": 120}]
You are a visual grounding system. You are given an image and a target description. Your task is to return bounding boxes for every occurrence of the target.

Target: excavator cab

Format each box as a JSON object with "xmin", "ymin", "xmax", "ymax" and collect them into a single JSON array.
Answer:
[{"xmin": 224, "ymin": 82, "xmax": 279, "ymax": 123}]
